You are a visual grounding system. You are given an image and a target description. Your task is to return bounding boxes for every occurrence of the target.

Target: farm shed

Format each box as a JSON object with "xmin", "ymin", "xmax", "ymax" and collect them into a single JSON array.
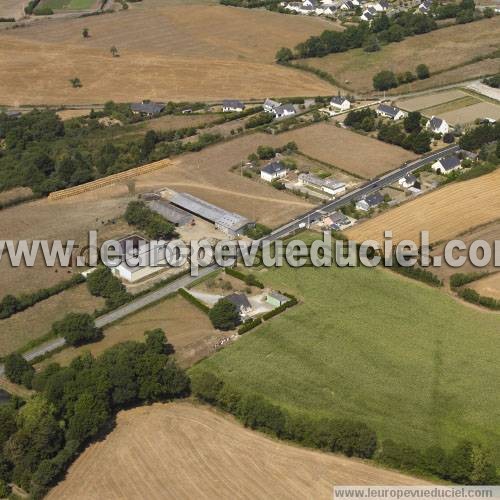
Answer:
[
  {"xmin": 267, "ymin": 292, "xmax": 289, "ymax": 307},
  {"xmin": 169, "ymin": 192, "xmax": 253, "ymax": 236},
  {"xmin": 148, "ymin": 199, "xmax": 194, "ymax": 226}
]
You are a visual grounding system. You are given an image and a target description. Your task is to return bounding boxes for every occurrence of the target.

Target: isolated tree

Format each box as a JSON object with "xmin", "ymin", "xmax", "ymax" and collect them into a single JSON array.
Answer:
[
  {"xmin": 52, "ymin": 313, "xmax": 102, "ymax": 346},
  {"xmin": 209, "ymin": 298, "xmax": 241, "ymax": 331},
  {"xmin": 275, "ymin": 47, "xmax": 293, "ymax": 64},
  {"xmin": 144, "ymin": 328, "xmax": 170, "ymax": 354},
  {"xmin": 483, "ymin": 6, "xmax": 494, "ymax": 17},
  {"xmin": 69, "ymin": 77, "xmax": 82, "ymax": 88},
  {"xmin": 373, "ymin": 70, "xmax": 398, "ymax": 91},
  {"xmin": 416, "ymin": 64, "xmax": 430, "ymax": 80},
  {"xmin": 4, "ymin": 354, "xmax": 34, "ymax": 388},
  {"xmin": 404, "ymin": 111, "xmax": 422, "ymax": 133},
  {"xmin": 82, "ymin": 27, "xmax": 89, "ymax": 39},
  {"xmin": 110, "ymin": 46, "xmax": 119, "ymax": 57}
]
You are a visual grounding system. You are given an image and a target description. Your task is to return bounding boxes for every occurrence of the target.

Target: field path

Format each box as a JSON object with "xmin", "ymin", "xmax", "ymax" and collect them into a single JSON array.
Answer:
[
  {"xmin": 47, "ymin": 402, "xmax": 430, "ymax": 500},
  {"xmin": 166, "ymin": 182, "xmax": 312, "ymax": 207}
]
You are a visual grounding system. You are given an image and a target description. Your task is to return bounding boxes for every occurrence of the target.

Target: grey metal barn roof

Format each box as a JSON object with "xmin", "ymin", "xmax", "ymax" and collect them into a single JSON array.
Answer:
[
  {"xmin": 170, "ymin": 192, "xmax": 251, "ymax": 232},
  {"xmin": 148, "ymin": 199, "xmax": 194, "ymax": 226}
]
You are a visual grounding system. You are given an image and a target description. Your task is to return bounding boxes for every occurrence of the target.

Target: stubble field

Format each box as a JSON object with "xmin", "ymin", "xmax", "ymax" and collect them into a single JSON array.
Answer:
[
  {"xmin": 303, "ymin": 17, "xmax": 500, "ymax": 94},
  {"xmin": 38, "ymin": 294, "xmax": 220, "ymax": 369},
  {"xmin": 0, "ymin": 2, "xmax": 335, "ymax": 105},
  {"xmin": 345, "ymin": 169, "xmax": 500, "ymax": 245},
  {"xmin": 282, "ymin": 122, "xmax": 417, "ymax": 178},
  {"xmin": 47, "ymin": 402, "xmax": 428, "ymax": 500},
  {"xmin": 469, "ymin": 273, "xmax": 500, "ymax": 300}
]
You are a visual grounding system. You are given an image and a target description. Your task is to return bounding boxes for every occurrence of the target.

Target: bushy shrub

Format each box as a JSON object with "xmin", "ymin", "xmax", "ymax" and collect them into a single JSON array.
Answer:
[{"xmin": 4, "ymin": 354, "xmax": 35, "ymax": 388}]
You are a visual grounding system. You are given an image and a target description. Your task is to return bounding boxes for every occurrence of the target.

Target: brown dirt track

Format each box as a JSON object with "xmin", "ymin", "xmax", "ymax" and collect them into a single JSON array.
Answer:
[
  {"xmin": 0, "ymin": 3, "xmax": 335, "ymax": 105},
  {"xmin": 47, "ymin": 403, "xmax": 428, "ymax": 500},
  {"xmin": 345, "ymin": 169, "xmax": 500, "ymax": 245}
]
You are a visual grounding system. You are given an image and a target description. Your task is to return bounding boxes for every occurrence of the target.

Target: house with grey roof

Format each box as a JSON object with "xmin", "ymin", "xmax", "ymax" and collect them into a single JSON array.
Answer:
[
  {"xmin": 356, "ymin": 191, "xmax": 385, "ymax": 211},
  {"xmin": 376, "ymin": 104, "xmax": 407, "ymax": 121},
  {"xmin": 426, "ymin": 116, "xmax": 449, "ymax": 135},
  {"xmin": 263, "ymin": 98, "xmax": 282, "ymax": 113},
  {"xmin": 261, "ymin": 161, "xmax": 289, "ymax": 182},
  {"xmin": 398, "ymin": 173, "xmax": 418, "ymax": 189},
  {"xmin": 222, "ymin": 100, "xmax": 245, "ymax": 113},
  {"xmin": 273, "ymin": 103, "xmax": 296, "ymax": 119},
  {"xmin": 330, "ymin": 96, "xmax": 351, "ymax": 112},
  {"xmin": 431, "ymin": 155, "xmax": 462, "ymax": 174},
  {"xmin": 224, "ymin": 293, "xmax": 252, "ymax": 316},
  {"xmin": 130, "ymin": 100, "xmax": 165, "ymax": 117}
]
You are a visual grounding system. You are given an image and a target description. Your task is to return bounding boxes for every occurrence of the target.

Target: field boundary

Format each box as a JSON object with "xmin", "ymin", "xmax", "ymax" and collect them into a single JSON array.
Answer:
[{"xmin": 47, "ymin": 158, "xmax": 173, "ymax": 201}]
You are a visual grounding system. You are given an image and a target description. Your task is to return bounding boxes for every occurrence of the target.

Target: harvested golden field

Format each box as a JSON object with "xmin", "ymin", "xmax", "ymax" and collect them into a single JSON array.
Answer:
[
  {"xmin": 0, "ymin": 284, "xmax": 104, "ymax": 355},
  {"xmin": 304, "ymin": 17, "xmax": 500, "ymax": 94},
  {"xmin": 0, "ymin": 0, "xmax": 23, "ymax": 19},
  {"xmin": 438, "ymin": 101, "xmax": 500, "ymax": 126},
  {"xmin": 429, "ymin": 220, "xmax": 500, "ymax": 283},
  {"xmin": 0, "ymin": 3, "xmax": 335, "ymax": 105},
  {"xmin": 282, "ymin": 123, "xmax": 416, "ymax": 178},
  {"xmin": 396, "ymin": 89, "xmax": 469, "ymax": 112},
  {"xmin": 39, "ymin": 294, "xmax": 220, "ymax": 369},
  {"xmin": 0, "ymin": 133, "xmax": 312, "ymax": 296},
  {"xmin": 47, "ymin": 403, "xmax": 428, "ymax": 500},
  {"xmin": 345, "ymin": 169, "xmax": 500, "ymax": 245},
  {"xmin": 470, "ymin": 273, "xmax": 500, "ymax": 300},
  {"xmin": 0, "ymin": 187, "xmax": 33, "ymax": 204}
]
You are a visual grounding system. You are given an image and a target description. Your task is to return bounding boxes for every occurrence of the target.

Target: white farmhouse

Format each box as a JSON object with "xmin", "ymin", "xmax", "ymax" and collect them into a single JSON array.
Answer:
[
  {"xmin": 261, "ymin": 161, "xmax": 289, "ymax": 182},
  {"xmin": 376, "ymin": 104, "xmax": 407, "ymax": 121},
  {"xmin": 398, "ymin": 174, "xmax": 417, "ymax": 189},
  {"xmin": 426, "ymin": 116, "xmax": 449, "ymax": 135},
  {"xmin": 222, "ymin": 100, "xmax": 245, "ymax": 113},
  {"xmin": 263, "ymin": 98, "xmax": 282, "ymax": 113},
  {"xmin": 330, "ymin": 96, "xmax": 351, "ymax": 112},
  {"xmin": 273, "ymin": 103, "xmax": 296, "ymax": 119},
  {"xmin": 431, "ymin": 155, "xmax": 462, "ymax": 174},
  {"xmin": 298, "ymin": 173, "xmax": 346, "ymax": 197}
]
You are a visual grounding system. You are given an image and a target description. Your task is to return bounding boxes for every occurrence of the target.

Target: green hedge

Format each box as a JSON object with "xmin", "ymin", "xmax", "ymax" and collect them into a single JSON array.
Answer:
[
  {"xmin": 458, "ymin": 288, "xmax": 500, "ymax": 310},
  {"xmin": 238, "ymin": 318, "xmax": 262, "ymax": 335},
  {"xmin": 0, "ymin": 274, "xmax": 85, "ymax": 320},
  {"xmin": 225, "ymin": 268, "xmax": 264, "ymax": 289},
  {"xmin": 191, "ymin": 371, "xmax": 377, "ymax": 458},
  {"xmin": 450, "ymin": 272, "xmax": 487, "ymax": 289},
  {"xmin": 178, "ymin": 288, "xmax": 210, "ymax": 314},
  {"xmin": 390, "ymin": 263, "xmax": 442, "ymax": 287}
]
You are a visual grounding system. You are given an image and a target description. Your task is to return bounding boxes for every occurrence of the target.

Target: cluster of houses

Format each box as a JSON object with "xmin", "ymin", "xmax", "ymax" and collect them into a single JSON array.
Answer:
[
  {"xmin": 281, "ymin": 0, "xmax": 389, "ymax": 17},
  {"xmin": 263, "ymin": 98, "xmax": 297, "ymax": 119}
]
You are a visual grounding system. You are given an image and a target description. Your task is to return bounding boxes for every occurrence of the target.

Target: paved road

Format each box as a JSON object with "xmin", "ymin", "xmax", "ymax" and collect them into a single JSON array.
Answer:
[{"xmin": 3, "ymin": 143, "xmax": 459, "ymax": 371}]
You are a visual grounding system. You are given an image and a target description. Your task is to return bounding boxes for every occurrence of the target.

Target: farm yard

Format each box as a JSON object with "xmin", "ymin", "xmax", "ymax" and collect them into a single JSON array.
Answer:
[
  {"xmin": 0, "ymin": 3, "xmax": 335, "ymax": 105},
  {"xmin": 37, "ymin": 294, "xmax": 220, "ymax": 369},
  {"xmin": 46, "ymin": 402, "xmax": 428, "ymax": 500},
  {"xmin": 281, "ymin": 123, "xmax": 417, "ymax": 178},
  {"xmin": 0, "ymin": 284, "xmax": 104, "ymax": 355},
  {"xmin": 0, "ymin": 132, "xmax": 313, "ymax": 296},
  {"xmin": 191, "ymin": 253, "xmax": 500, "ymax": 463},
  {"xmin": 303, "ymin": 17, "xmax": 500, "ymax": 95},
  {"xmin": 345, "ymin": 169, "xmax": 500, "ymax": 245}
]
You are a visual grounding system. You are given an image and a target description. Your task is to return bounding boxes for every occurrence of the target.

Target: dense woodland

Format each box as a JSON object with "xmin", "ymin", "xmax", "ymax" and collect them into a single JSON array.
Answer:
[{"xmin": 0, "ymin": 106, "xmax": 221, "ymax": 197}]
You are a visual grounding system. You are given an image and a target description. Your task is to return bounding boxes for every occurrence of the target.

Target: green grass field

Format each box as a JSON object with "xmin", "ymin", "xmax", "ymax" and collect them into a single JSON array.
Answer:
[
  {"xmin": 41, "ymin": 0, "xmax": 96, "ymax": 10},
  {"xmin": 191, "ymin": 262, "xmax": 500, "ymax": 462}
]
